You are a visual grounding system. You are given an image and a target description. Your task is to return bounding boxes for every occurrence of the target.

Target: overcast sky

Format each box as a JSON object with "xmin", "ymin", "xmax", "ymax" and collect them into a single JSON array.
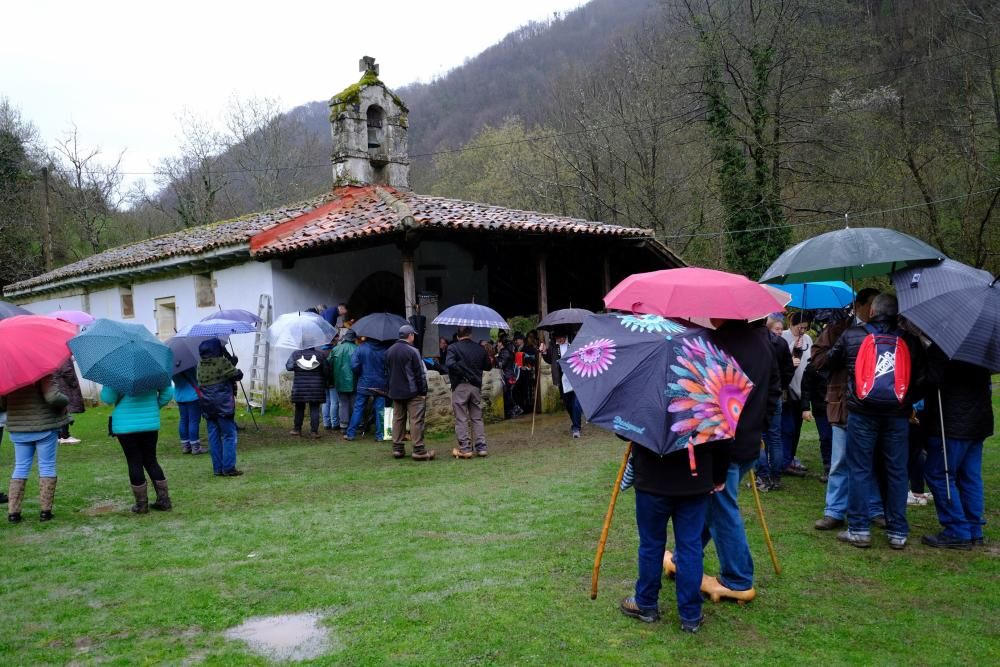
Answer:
[{"xmin": 2, "ymin": 0, "xmax": 584, "ymax": 182}]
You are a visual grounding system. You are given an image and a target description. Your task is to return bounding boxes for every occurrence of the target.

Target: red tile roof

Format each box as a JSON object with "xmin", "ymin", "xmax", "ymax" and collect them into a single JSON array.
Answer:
[{"xmin": 250, "ymin": 185, "xmax": 652, "ymax": 257}]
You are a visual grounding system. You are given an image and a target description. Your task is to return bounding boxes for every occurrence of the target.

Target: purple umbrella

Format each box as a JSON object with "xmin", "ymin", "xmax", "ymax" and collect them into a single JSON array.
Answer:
[
  {"xmin": 178, "ymin": 319, "xmax": 256, "ymax": 337},
  {"xmin": 167, "ymin": 335, "xmax": 219, "ymax": 374},
  {"xmin": 203, "ymin": 308, "xmax": 262, "ymax": 325},
  {"xmin": 48, "ymin": 310, "xmax": 96, "ymax": 327}
]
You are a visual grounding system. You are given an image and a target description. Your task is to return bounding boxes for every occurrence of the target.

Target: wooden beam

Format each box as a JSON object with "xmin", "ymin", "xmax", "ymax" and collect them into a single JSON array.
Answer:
[
  {"xmin": 536, "ymin": 252, "xmax": 549, "ymax": 319},
  {"xmin": 602, "ymin": 255, "xmax": 612, "ymax": 299},
  {"xmin": 402, "ymin": 250, "xmax": 417, "ymax": 319}
]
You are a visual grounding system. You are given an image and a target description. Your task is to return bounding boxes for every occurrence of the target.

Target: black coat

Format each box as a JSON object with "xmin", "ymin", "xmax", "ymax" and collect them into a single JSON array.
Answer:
[
  {"xmin": 827, "ymin": 315, "xmax": 925, "ymax": 417},
  {"xmin": 385, "ymin": 340, "xmax": 428, "ymax": 400},
  {"xmin": 444, "ymin": 338, "xmax": 493, "ymax": 390},
  {"xmin": 922, "ymin": 345, "xmax": 994, "ymax": 441},
  {"xmin": 710, "ymin": 322, "xmax": 782, "ymax": 463},
  {"xmin": 285, "ymin": 349, "xmax": 328, "ymax": 403},
  {"xmin": 771, "ymin": 331, "xmax": 795, "ymax": 391},
  {"xmin": 632, "ymin": 440, "xmax": 729, "ymax": 497}
]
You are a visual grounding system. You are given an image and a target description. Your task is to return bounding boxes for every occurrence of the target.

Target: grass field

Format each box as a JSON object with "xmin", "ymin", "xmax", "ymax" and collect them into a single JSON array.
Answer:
[{"xmin": 1, "ymin": 393, "xmax": 997, "ymax": 666}]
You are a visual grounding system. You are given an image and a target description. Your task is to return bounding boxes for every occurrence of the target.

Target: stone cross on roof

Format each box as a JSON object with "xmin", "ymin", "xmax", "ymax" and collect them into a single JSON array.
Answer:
[{"xmin": 359, "ymin": 56, "xmax": 379, "ymax": 76}]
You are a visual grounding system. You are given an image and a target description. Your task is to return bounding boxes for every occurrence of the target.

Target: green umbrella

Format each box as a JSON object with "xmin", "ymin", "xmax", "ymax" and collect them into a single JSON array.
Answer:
[
  {"xmin": 68, "ymin": 319, "xmax": 173, "ymax": 395},
  {"xmin": 760, "ymin": 227, "xmax": 944, "ymax": 284}
]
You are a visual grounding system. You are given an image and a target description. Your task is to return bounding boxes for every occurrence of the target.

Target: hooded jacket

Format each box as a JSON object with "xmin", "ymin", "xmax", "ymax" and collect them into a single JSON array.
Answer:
[
  {"xmin": 4, "ymin": 376, "xmax": 70, "ymax": 433},
  {"xmin": 922, "ymin": 345, "xmax": 994, "ymax": 442},
  {"xmin": 285, "ymin": 348, "xmax": 328, "ymax": 403},
  {"xmin": 351, "ymin": 340, "xmax": 389, "ymax": 395},
  {"xmin": 329, "ymin": 340, "xmax": 359, "ymax": 393},
  {"xmin": 101, "ymin": 384, "xmax": 174, "ymax": 434},
  {"xmin": 197, "ymin": 339, "xmax": 243, "ymax": 419},
  {"xmin": 386, "ymin": 339, "xmax": 428, "ymax": 400},
  {"xmin": 53, "ymin": 359, "xmax": 86, "ymax": 414},
  {"xmin": 808, "ymin": 318, "xmax": 851, "ymax": 425}
]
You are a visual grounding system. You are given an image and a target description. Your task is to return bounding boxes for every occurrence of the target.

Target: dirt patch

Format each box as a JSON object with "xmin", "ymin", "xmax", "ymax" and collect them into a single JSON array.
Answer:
[
  {"xmin": 79, "ymin": 500, "xmax": 128, "ymax": 516},
  {"xmin": 224, "ymin": 612, "xmax": 340, "ymax": 662}
]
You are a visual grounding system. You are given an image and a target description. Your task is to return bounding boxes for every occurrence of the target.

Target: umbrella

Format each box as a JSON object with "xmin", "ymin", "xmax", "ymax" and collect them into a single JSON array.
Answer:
[
  {"xmin": 269, "ymin": 312, "xmax": 338, "ymax": 349},
  {"xmin": 203, "ymin": 308, "xmax": 261, "ymax": 325},
  {"xmin": 560, "ymin": 313, "xmax": 753, "ymax": 458},
  {"xmin": 433, "ymin": 303, "xmax": 510, "ymax": 330},
  {"xmin": 892, "ymin": 259, "xmax": 1000, "ymax": 372},
  {"xmin": 48, "ymin": 310, "xmax": 96, "ymax": 327},
  {"xmin": 0, "ymin": 316, "xmax": 77, "ymax": 395},
  {"xmin": 0, "ymin": 301, "xmax": 32, "ymax": 320},
  {"xmin": 778, "ymin": 281, "xmax": 855, "ymax": 310},
  {"xmin": 352, "ymin": 312, "xmax": 408, "ymax": 341},
  {"xmin": 68, "ymin": 319, "xmax": 173, "ymax": 395},
  {"xmin": 178, "ymin": 318, "xmax": 257, "ymax": 337},
  {"xmin": 167, "ymin": 335, "xmax": 219, "ymax": 374},
  {"xmin": 605, "ymin": 268, "xmax": 787, "ymax": 321},
  {"xmin": 760, "ymin": 227, "xmax": 944, "ymax": 284},
  {"xmin": 538, "ymin": 308, "xmax": 594, "ymax": 330}
]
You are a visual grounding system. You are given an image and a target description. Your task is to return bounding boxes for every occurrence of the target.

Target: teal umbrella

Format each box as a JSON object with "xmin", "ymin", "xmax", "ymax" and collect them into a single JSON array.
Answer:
[{"xmin": 68, "ymin": 319, "xmax": 173, "ymax": 395}]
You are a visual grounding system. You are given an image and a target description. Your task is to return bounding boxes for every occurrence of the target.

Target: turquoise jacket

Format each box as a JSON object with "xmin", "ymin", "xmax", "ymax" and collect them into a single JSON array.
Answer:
[
  {"xmin": 172, "ymin": 372, "xmax": 200, "ymax": 403},
  {"xmin": 101, "ymin": 385, "xmax": 174, "ymax": 435}
]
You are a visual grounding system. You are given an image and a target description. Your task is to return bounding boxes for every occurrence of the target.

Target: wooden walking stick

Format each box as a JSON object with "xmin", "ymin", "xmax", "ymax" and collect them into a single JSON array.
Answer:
[
  {"xmin": 748, "ymin": 468, "xmax": 782, "ymax": 576},
  {"xmin": 530, "ymin": 364, "xmax": 542, "ymax": 436},
  {"xmin": 591, "ymin": 442, "xmax": 633, "ymax": 600}
]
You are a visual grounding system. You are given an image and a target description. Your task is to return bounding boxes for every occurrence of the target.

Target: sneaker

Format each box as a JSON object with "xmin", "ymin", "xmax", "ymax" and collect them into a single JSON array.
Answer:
[
  {"xmin": 907, "ymin": 491, "xmax": 927, "ymax": 506},
  {"xmin": 63, "ymin": 437, "xmax": 81, "ymax": 444},
  {"xmin": 619, "ymin": 597, "xmax": 660, "ymax": 623},
  {"xmin": 680, "ymin": 616, "xmax": 704, "ymax": 634},
  {"xmin": 181, "ymin": 444, "xmax": 192, "ymax": 454},
  {"xmin": 755, "ymin": 475, "xmax": 770, "ymax": 492},
  {"xmin": 571, "ymin": 430, "xmax": 581, "ymax": 439},
  {"xmin": 814, "ymin": 516, "xmax": 844, "ymax": 531},
  {"xmin": 921, "ymin": 533, "xmax": 972, "ymax": 550},
  {"xmin": 889, "ymin": 536, "xmax": 908, "ymax": 550},
  {"xmin": 767, "ymin": 480, "xmax": 782, "ymax": 492},
  {"xmin": 57, "ymin": 438, "xmax": 69, "ymax": 445},
  {"xmin": 837, "ymin": 530, "xmax": 871, "ymax": 548}
]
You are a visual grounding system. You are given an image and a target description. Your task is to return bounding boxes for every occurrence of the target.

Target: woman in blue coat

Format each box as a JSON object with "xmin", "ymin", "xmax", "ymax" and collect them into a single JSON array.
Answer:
[{"xmin": 101, "ymin": 383, "xmax": 175, "ymax": 514}]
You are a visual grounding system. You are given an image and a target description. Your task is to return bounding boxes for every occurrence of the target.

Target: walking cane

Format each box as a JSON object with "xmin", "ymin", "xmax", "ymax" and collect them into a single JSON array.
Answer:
[
  {"xmin": 591, "ymin": 442, "xmax": 633, "ymax": 600},
  {"xmin": 530, "ymin": 365, "xmax": 541, "ymax": 436},
  {"xmin": 748, "ymin": 468, "xmax": 782, "ymax": 576},
  {"xmin": 936, "ymin": 388, "xmax": 951, "ymax": 501}
]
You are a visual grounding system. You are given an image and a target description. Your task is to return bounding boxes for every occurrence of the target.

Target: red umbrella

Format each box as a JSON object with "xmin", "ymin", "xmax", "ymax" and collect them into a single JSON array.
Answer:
[
  {"xmin": 0, "ymin": 316, "xmax": 77, "ymax": 395},
  {"xmin": 605, "ymin": 267, "xmax": 787, "ymax": 321}
]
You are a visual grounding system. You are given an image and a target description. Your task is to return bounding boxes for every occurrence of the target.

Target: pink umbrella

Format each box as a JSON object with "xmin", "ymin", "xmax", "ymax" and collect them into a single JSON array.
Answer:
[
  {"xmin": 605, "ymin": 268, "xmax": 788, "ymax": 321},
  {"xmin": 0, "ymin": 316, "xmax": 77, "ymax": 395},
  {"xmin": 48, "ymin": 310, "xmax": 96, "ymax": 326}
]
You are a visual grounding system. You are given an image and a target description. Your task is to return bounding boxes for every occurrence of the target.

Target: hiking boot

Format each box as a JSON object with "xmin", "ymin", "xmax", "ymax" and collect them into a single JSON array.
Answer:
[
  {"xmin": 39, "ymin": 477, "xmax": 57, "ymax": 521},
  {"xmin": 308, "ymin": 432, "xmax": 322, "ymax": 440},
  {"xmin": 412, "ymin": 448, "xmax": 436, "ymax": 461},
  {"xmin": 782, "ymin": 465, "xmax": 807, "ymax": 478},
  {"xmin": 814, "ymin": 516, "xmax": 844, "ymax": 531},
  {"xmin": 151, "ymin": 479, "xmax": 172, "ymax": 511},
  {"xmin": 871, "ymin": 516, "xmax": 887, "ymax": 529},
  {"xmin": 837, "ymin": 530, "xmax": 871, "ymax": 548},
  {"xmin": 619, "ymin": 597, "xmax": 660, "ymax": 623},
  {"xmin": 130, "ymin": 483, "xmax": 149, "ymax": 514},
  {"xmin": 680, "ymin": 616, "xmax": 704, "ymax": 633},
  {"xmin": 922, "ymin": 533, "xmax": 970, "ymax": 550},
  {"xmin": 452, "ymin": 448, "xmax": 473, "ymax": 459},
  {"xmin": 889, "ymin": 536, "xmax": 908, "ymax": 550},
  {"xmin": 222, "ymin": 469, "xmax": 244, "ymax": 477},
  {"xmin": 392, "ymin": 444, "xmax": 406, "ymax": 459},
  {"xmin": 7, "ymin": 478, "xmax": 25, "ymax": 523},
  {"xmin": 289, "ymin": 430, "xmax": 302, "ymax": 437}
]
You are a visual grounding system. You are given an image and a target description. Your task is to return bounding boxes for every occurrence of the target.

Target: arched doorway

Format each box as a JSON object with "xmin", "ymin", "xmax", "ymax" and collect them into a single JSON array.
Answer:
[{"xmin": 348, "ymin": 271, "xmax": 404, "ymax": 318}]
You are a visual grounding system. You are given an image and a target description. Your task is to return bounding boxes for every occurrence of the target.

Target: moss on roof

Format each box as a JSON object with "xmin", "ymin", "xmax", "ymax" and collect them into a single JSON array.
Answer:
[{"xmin": 328, "ymin": 71, "xmax": 408, "ymax": 118}]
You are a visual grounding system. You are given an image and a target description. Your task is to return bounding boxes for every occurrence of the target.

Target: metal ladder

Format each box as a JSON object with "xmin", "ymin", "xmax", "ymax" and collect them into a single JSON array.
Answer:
[{"xmin": 248, "ymin": 294, "xmax": 273, "ymax": 415}]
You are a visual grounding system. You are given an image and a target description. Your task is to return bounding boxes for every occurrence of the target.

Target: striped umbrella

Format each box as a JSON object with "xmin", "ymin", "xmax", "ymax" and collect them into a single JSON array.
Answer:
[
  {"xmin": 433, "ymin": 303, "xmax": 509, "ymax": 330},
  {"xmin": 203, "ymin": 309, "xmax": 261, "ymax": 325},
  {"xmin": 178, "ymin": 318, "xmax": 256, "ymax": 337},
  {"xmin": 68, "ymin": 319, "xmax": 173, "ymax": 395}
]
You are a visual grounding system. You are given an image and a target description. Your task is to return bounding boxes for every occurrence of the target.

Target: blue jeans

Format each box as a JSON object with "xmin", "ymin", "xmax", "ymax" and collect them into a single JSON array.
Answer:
[
  {"xmin": 703, "ymin": 459, "xmax": 755, "ymax": 591},
  {"xmin": 206, "ymin": 417, "xmax": 238, "ymax": 474},
  {"xmin": 322, "ymin": 387, "xmax": 339, "ymax": 428},
  {"xmin": 338, "ymin": 392, "xmax": 354, "ymax": 427},
  {"xmin": 346, "ymin": 392, "xmax": 385, "ymax": 440},
  {"xmin": 634, "ymin": 489, "xmax": 709, "ymax": 624},
  {"xmin": 815, "ymin": 409, "xmax": 833, "ymax": 468},
  {"xmin": 824, "ymin": 425, "xmax": 884, "ymax": 520},
  {"xmin": 781, "ymin": 399, "xmax": 803, "ymax": 468},
  {"xmin": 178, "ymin": 400, "xmax": 202, "ymax": 444},
  {"xmin": 758, "ymin": 401, "xmax": 783, "ymax": 480},
  {"xmin": 9, "ymin": 430, "xmax": 59, "ymax": 479},
  {"xmin": 562, "ymin": 391, "xmax": 582, "ymax": 432},
  {"xmin": 846, "ymin": 412, "xmax": 909, "ymax": 539},
  {"xmin": 924, "ymin": 437, "xmax": 984, "ymax": 541}
]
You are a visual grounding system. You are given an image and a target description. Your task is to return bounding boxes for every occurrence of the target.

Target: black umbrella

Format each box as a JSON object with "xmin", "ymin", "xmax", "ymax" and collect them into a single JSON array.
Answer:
[
  {"xmin": 0, "ymin": 301, "xmax": 31, "ymax": 320},
  {"xmin": 892, "ymin": 259, "xmax": 999, "ymax": 372},
  {"xmin": 538, "ymin": 308, "xmax": 594, "ymax": 330},
  {"xmin": 760, "ymin": 227, "xmax": 944, "ymax": 284},
  {"xmin": 167, "ymin": 335, "xmax": 221, "ymax": 374},
  {"xmin": 352, "ymin": 312, "xmax": 408, "ymax": 341}
]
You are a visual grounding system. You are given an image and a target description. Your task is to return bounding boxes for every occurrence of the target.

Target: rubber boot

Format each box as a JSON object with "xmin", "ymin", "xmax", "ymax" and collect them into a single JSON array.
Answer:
[
  {"xmin": 39, "ymin": 477, "xmax": 57, "ymax": 521},
  {"xmin": 151, "ymin": 479, "xmax": 172, "ymax": 511},
  {"xmin": 700, "ymin": 575, "xmax": 756, "ymax": 605},
  {"xmin": 130, "ymin": 483, "xmax": 149, "ymax": 514},
  {"xmin": 411, "ymin": 446, "xmax": 436, "ymax": 461},
  {"xmin": 7, "ymin": 478, "xmax": 26, "ymax": 523}
]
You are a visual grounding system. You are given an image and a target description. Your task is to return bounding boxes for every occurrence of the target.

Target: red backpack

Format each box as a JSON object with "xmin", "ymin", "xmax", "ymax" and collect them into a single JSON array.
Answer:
[{"xmin": 854, "ymin": 324, "xmax": 911, "ymax": 407}]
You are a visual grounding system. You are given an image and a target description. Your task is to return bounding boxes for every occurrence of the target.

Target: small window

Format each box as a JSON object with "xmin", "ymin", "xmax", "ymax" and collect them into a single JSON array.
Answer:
[
  {"xmin": 154, "ymin": 297, "xmax": 176, "ymax": 341},
  {"xmin": 120, "ymin": 286, "xmax": 134, "ymax": 319},
  {"xmin": 195, "ymin": 273, "xmax": 216, "ymax": 308},
  {"xmin": 367, "ymin": 105, "xmax": 384, "ymax": 149}
]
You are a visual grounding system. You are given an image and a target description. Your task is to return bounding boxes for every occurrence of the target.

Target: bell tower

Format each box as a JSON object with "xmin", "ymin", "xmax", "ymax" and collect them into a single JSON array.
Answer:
[{"xmin": 329, "ymin": 56, "xmax": 410, "ymax": 189}]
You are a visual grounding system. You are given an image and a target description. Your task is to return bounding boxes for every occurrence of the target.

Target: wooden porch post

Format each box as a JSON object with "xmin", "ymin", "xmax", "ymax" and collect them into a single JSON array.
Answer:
[
  {"xmin": 602, "ymin": 255, "xmax": 612, "ymax": 298},
  {"xmin": 402, "ymin": 250, "xmax": 417, "ymax": 319},
  {"xmin": 536, "ymin": 252, "xmax": 549, "ymax": 319}
]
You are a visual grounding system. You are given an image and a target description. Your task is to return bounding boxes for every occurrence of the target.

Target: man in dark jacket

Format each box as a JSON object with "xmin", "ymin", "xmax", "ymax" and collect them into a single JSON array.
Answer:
[
  {"xmin": 344, "ymin": 337, "xmax": 390, "ymax": 442},
  {"xmin": 386, "ymin": 325, "xmax": 435, "ymax": 461},
  {"xmin": 197, "ymin": 339, "xmax": 243, "ymax": 477},
  {"xmin": 445, "ymin": 326, "xmax": 494, "ymax": 458},
  {"xmin": 920, "ymin": 346, "xmax": 993, "ymax": 549},
  {"xmin": 758, "ymin": 316, "xmax": 794, "ymax": 490},
  {"xmin": 694, "ymin": 319, "xmax": 781, "ymax": 602},
  {"xmin": 827, "ymin": 294, "xmax": 924, "ymax": 549},
  {"xmin": 285, "ymin": 347, "xmax": 328, "ymax": 438},
  {"xmin": 621, "ymin": 440, "xmax": 729, "ymax": 634}
]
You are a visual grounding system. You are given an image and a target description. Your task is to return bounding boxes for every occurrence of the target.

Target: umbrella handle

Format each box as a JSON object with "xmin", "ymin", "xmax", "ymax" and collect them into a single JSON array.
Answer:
[{"xmin": 591, "ymin": 442, "xmax": 632, "ymax": 600}]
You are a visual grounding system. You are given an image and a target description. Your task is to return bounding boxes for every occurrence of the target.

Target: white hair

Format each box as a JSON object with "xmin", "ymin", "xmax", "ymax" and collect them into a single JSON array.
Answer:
[{"xmin": 870, "ymin": 294, "xmax": 898, "ymax": 318}]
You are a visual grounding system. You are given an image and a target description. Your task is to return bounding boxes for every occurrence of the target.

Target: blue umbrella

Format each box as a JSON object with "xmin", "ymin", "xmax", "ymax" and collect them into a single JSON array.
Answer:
[
  {"xmin": 433, "ymin": 303, "xmax": 510, "ymax": 330},
  {"xmin": 203, "ymin": 308, "xmax": 261, "ymax": 325},
  {"xmin": 560, "ymin": 314, "xmax": 753, "ymax": 459},
  {"xmin": 68, "ymin": 319, "xmax": 173, "ymax": 395},
  {"xmin": 178, "ymin": 318, "xmax": 256, "ymax": 337},
  {"xmin": 779, "ymin": 281, "xmax": 855, "ymax": 310}
]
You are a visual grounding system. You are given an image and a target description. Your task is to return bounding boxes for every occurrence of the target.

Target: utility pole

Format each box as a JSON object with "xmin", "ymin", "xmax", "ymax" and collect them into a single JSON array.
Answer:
[{"xmin": 41, "ymin": 166, "xmax": 53, "ymax": 271}]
